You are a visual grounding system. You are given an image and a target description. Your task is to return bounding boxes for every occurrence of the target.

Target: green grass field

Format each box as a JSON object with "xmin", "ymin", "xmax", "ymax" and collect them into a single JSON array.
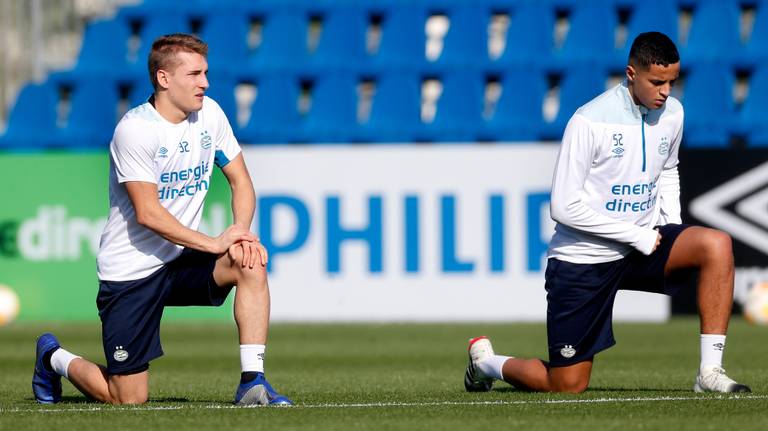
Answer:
[{"xmin": 1, "ymin": 318, "xmax": 766, "ymax": 430}]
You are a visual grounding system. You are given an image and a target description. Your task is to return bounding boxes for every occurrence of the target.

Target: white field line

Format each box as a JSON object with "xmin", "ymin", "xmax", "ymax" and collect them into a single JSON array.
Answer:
[{"xmin": 1, "ymin": 394, "xmax": 767, "ymax": 414}]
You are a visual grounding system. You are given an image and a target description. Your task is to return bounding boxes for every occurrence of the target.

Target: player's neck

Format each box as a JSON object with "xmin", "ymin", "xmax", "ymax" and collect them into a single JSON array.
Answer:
[
  {"xmin": 151, "ymin": 93, "xmax": 189, "ymax": 124},
  {"xmin": 626, "ymin": 83, "xmax": 651, "ymax": 114},
  {"xmin": 626, "ymin": 83, "xmax": 641, "ymax": 107}
]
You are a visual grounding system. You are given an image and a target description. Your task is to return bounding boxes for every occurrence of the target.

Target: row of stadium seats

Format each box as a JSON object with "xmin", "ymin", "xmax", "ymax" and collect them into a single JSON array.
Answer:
[
  {"xmin": 3, "ymin": 62, "xmax": 768, "ymax": 148},
  {"xmin": 2, "ymin": 0, "xmax": 768, "ymax": 149},
  {"xmin": 74, "ymin": 0, "xmax": 768, "ymax": 76}
]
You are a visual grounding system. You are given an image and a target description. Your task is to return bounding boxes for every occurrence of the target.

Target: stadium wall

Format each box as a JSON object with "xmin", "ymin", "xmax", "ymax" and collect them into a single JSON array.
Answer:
[{"xmin": 0, "ymin": 147, "xmax": 670, "ymax": 323}]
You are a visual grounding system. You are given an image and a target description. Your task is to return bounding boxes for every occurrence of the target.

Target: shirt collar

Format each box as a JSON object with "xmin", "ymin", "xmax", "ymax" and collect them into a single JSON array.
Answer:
[{"xmin": 619, "ymin": 79, "xmax": 649, "ymax": 118}]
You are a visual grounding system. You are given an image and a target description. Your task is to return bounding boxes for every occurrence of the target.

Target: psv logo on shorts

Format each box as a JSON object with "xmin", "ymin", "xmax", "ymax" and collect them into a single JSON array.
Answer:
[
  {"xmin": 114, "ymin": 346, "xmax": 129, "ymax": 362},
  {"xmin": 560, "ymin": 345, "xmax": 576, "ymax": 358}
]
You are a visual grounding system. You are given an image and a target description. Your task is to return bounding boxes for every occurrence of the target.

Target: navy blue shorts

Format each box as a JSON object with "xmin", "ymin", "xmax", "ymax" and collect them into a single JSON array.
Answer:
[
  {"xmin": 545, "ymin": 223, "xmax": 693, "ymax": 367},
  {"xmin": 97, "ymin": 249, "xmax": 232, "ymax": 375}
]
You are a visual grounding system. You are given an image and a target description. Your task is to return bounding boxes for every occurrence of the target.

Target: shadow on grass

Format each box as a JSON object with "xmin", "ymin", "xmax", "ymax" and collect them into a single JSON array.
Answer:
[
  {"xmin": 27, "ymin": 396, "xmax": 194, "ymax": 404},
  {"xmin": 492, "ymin": 386, "xmax": 690, "ymax": 393}
]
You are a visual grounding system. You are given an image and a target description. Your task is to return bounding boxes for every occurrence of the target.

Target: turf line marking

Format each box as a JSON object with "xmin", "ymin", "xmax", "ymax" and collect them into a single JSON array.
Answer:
[{"xmin": 3, "ymin": 394, "xmax": 767, "ymax": 414}]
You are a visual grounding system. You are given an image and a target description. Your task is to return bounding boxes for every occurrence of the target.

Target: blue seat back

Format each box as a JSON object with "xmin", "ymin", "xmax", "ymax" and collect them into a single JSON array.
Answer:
[
  {"xmin": 1, "ymin": 83, "xmax": 59, "ymax": 149},
  {"xmin": 682, "ymin": 63, "xmax": 735, "ymax": 147}
]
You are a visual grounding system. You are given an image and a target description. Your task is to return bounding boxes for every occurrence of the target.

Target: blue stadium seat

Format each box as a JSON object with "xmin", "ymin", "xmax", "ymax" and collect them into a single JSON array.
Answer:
[
  {"xmin": 201, "ymin": 11, "xmax": 251, "ymax": 70},
  {"xmin": 119, "ymin": 10, "xmax": 193, "ymax": 71},
  {"xmin": 248, "ymin": 8, "xmax": 309, "ymax": 72},
  {"xmin": 75, "ymin": 19, "xmax": 132, "ymax": 74},
  {"xmin": 363, "ymin": 72, "xmax": 422, "ymax": 143},
  {"xmin": 0, "ymin": 82, "xmax": 59, "ymax": 150},
  {"xmin": 682, "ymin": 63, "xmax": 735, "ymax": 147},
  {"xmin": 426, "ymin": 71, "xmax": 484, "ymax": 142},
  {"xmin": 483, "ymin": 68, "xmax": 547, "ymax": 142},
  {"xmin": 622, "ymin": 0, "xmax": 679, "ymax": 65},
  {"xmin": 54, "ymin": 78, "xmax": 120, "ymax": 149},
  {"xmin": 744, "ymin": 0, "xmax": 768, "ymax": 65},
  {"xmin": 558, "ymin": 3, "xmax": 616, "ymax": 67},
  {"xmin": 430, "ymin": 5, "xmax": 489, "ymax": 69},
  {"xmin": 204, "ymin": 71, "xmax": 239, "ymax": 131},
  {"xmin": 683, "ymin": 0, "xmax": 741, "ymax": 64},
  {"xmin": 371, "ymin": 4, "xmax": 426, "ymax": 70},
  {"xmin": 310, "ymin": 7, "xmax": 369, "ymax": 70},
  {"xmin": 240, "ymin": 74, "xmax": 302, "ymax": 143},
  {"xmin": 303, "ymin": 73, "xmax": 358, "ymax": 143},
  {"xmin": 127, "ymin": 76, "xmax": 154, "ymax": 109},
  {"xmin": 740, "ymin": 64, "xmax": 768, "ymax": 147},
  {"xmin": 625, "ymin": 0, "xmax": 678, "ymax": 45},
  {"xmin": 493, "ymin": 2, "xmax": 554, "ymax": 68}
]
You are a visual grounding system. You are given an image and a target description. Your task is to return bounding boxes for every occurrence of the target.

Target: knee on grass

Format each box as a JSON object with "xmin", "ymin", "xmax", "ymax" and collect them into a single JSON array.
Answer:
[
  {"xmin": 110, "ymin": 393, "xmax": 148, "ymax": 405},
  {"xmin": 550, "ymin": 375, "xmax": 589, "ymax": 393}
]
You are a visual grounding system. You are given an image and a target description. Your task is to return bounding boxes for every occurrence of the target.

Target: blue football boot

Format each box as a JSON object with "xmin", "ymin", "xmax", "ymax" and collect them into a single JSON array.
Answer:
[
  {"xmin": 234, "ymin": 372, "xmax": 293, "ymax": 406},
  {"xmin": 32, "ymin": 333, "xmax": 62, "ymax": 404}
]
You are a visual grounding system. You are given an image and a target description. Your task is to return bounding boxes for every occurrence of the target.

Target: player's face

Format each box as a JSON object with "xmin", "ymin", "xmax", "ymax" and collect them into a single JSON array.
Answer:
[
  {"xmin": 626, "ymin": 62, "xmax": 680, "ymax": 110},
  {"xmin": 163, "ymin": 51, "xmax": 209, "ymax": 114}
]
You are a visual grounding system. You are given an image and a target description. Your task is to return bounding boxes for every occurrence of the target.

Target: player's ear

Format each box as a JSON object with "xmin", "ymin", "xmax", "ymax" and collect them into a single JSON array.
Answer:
[
  {"xmin": 156, "ymin": 69, "xmax": 171, "ymax": 90},
  {"xmin": 625, "ymin": 64, "xmax": 636, "ymax": 83}
]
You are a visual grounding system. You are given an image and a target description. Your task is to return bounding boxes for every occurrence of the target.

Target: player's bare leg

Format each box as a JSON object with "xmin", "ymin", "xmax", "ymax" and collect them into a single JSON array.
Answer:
[
  {"xmin": 213, "ymin": 243, "xmax": 270, "ymax": 345},
  {"xmin": 664, "ymin": 226, "xmax": 733, "ymax": 334},
  {"xmin": 465, "ymin": 336, "xmax": 593, "ymax": 393},
  {"xmin": 664, "ymin": 226, "xmax": 750, "ymax": 392},
  {"xmin": 213, "ymin": 242, "xmax": 292, "ymax": 405},
  {"xmin": 501, "ymin": 358, "xmax": 592, "ymax": 393},
  {"xmin": 66, "ymin": 360, "xmax": 148, "ymax": 404}
]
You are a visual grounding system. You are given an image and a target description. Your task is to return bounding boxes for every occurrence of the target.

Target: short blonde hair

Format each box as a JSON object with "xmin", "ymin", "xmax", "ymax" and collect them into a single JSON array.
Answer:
[{"xmin": 148, "ymin": 33, "xmax": 208, "ymax": 90}]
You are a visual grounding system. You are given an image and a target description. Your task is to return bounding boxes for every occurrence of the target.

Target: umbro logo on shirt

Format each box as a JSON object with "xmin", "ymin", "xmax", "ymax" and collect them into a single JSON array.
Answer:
[
  {"xmin": 611, "ymin": 133, "xmax": 625, "ymax": 158},
  {"xmin": 158, "ymin": 147, "xmax": 169, "ymax": 158}
]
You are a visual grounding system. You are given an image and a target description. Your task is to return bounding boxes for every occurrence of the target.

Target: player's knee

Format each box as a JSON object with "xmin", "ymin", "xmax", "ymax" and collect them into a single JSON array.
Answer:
[
  {"xmin": 228, "ymin": 247, "xmax": 268, "ymax": 285},
  {"xmin": 550, "ymin": 374, "xmax": 589, "ymax": 393},
  {"xmin": 108, "ymin": 390, "xmax": 148, "ymax": 405},
  {"xmin": 701, "ymin": 229, "xmax": 733, "ymax": 263},
  {"xmin": 239, "ymin": 263, "xmax": 268, "ymax": 286},
  {"xmin": 114, "ymin": 394, "xmax": 148, "ymax": 405}
]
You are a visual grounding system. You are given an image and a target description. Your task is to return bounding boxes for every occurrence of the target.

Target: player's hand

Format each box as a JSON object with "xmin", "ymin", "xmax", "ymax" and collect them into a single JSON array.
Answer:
[
  {"xmin": 213, "ymin": 225, "xmax": 257, "ymax": 254},
  {"xmin": 652, "ymin": 229, "xmax": 662, "ymax": 252},
  {"xmin": 229, "ymin": 238, "xmax": 268, "ymax": 269}
]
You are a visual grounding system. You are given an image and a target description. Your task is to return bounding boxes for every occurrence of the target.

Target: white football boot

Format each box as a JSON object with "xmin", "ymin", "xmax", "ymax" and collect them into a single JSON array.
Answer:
[
  {"xmin": 693, "ymin": 365, "xmax": 751, "ymax": 393},
  {"xmin": 464, "ymin": 336, "xmax": 495, "ymax": 392}
]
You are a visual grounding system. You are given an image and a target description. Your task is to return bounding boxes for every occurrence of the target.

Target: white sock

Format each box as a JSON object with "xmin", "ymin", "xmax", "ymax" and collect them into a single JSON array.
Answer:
[
  {"xmin": 700, "ymin": 334, "xmax": 726, "ymax": 370},
  {"xmin": 477, "ymin": 355, "xmax": 511, "ymax": 381},
  {"xmin": 240, "ymin": 344, "xmax": 265, "ymax": 373},
  {"xmin": 50, "ymin": 348, "xmax": 80, "ymax": 379}
]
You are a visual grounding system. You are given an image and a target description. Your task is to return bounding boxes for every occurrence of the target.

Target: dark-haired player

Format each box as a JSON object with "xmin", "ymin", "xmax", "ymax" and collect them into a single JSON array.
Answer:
[{"xmin": 464, "ymin": 32, "xmax": 750, "ymax": 394}]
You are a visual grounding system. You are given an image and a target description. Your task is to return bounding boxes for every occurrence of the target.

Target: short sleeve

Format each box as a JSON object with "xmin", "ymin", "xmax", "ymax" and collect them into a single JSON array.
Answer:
[
  {"xmin": 207, "ymin": 97, "xmax": 241, "ymax": 168},
  {"xmin": 110, "ymin": 118, "xmax": 158, "ymax": 184}
]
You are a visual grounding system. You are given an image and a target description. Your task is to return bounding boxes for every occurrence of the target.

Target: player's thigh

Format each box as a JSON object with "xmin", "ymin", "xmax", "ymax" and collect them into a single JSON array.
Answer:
[
  {"xmin": 549, "ymin": 359, "xmax": 593, "ymax": 393},
  {"xmin": 664, "ymin": 226, "xmax": 733, "ymax": 274},
  {"xmin": 108, "ymin": 371, "xmax": 149, "ymax": 404}
]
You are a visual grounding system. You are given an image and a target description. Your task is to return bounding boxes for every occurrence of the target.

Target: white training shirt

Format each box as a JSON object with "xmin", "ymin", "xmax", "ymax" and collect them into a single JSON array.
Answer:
[
  {"xmin": 97, "ymin": 96, "xmax": 241, "ymax": 281},
  {"xmin": 546, "ymin": 80, "xmax": 684, "ymax": 264}
]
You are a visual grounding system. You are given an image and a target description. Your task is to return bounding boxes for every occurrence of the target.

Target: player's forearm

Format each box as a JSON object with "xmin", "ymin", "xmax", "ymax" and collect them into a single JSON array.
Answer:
[
  {"xmin": 551, "ymin": 198, "xmax": 658, "ymax": 253},
  {"xmin": 136, "ymin": 205, "xmax": 218, "ymax": 253},
  {"xmin": 230, "ymin": 181, "xmax": 256, "ymax": 230}
]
